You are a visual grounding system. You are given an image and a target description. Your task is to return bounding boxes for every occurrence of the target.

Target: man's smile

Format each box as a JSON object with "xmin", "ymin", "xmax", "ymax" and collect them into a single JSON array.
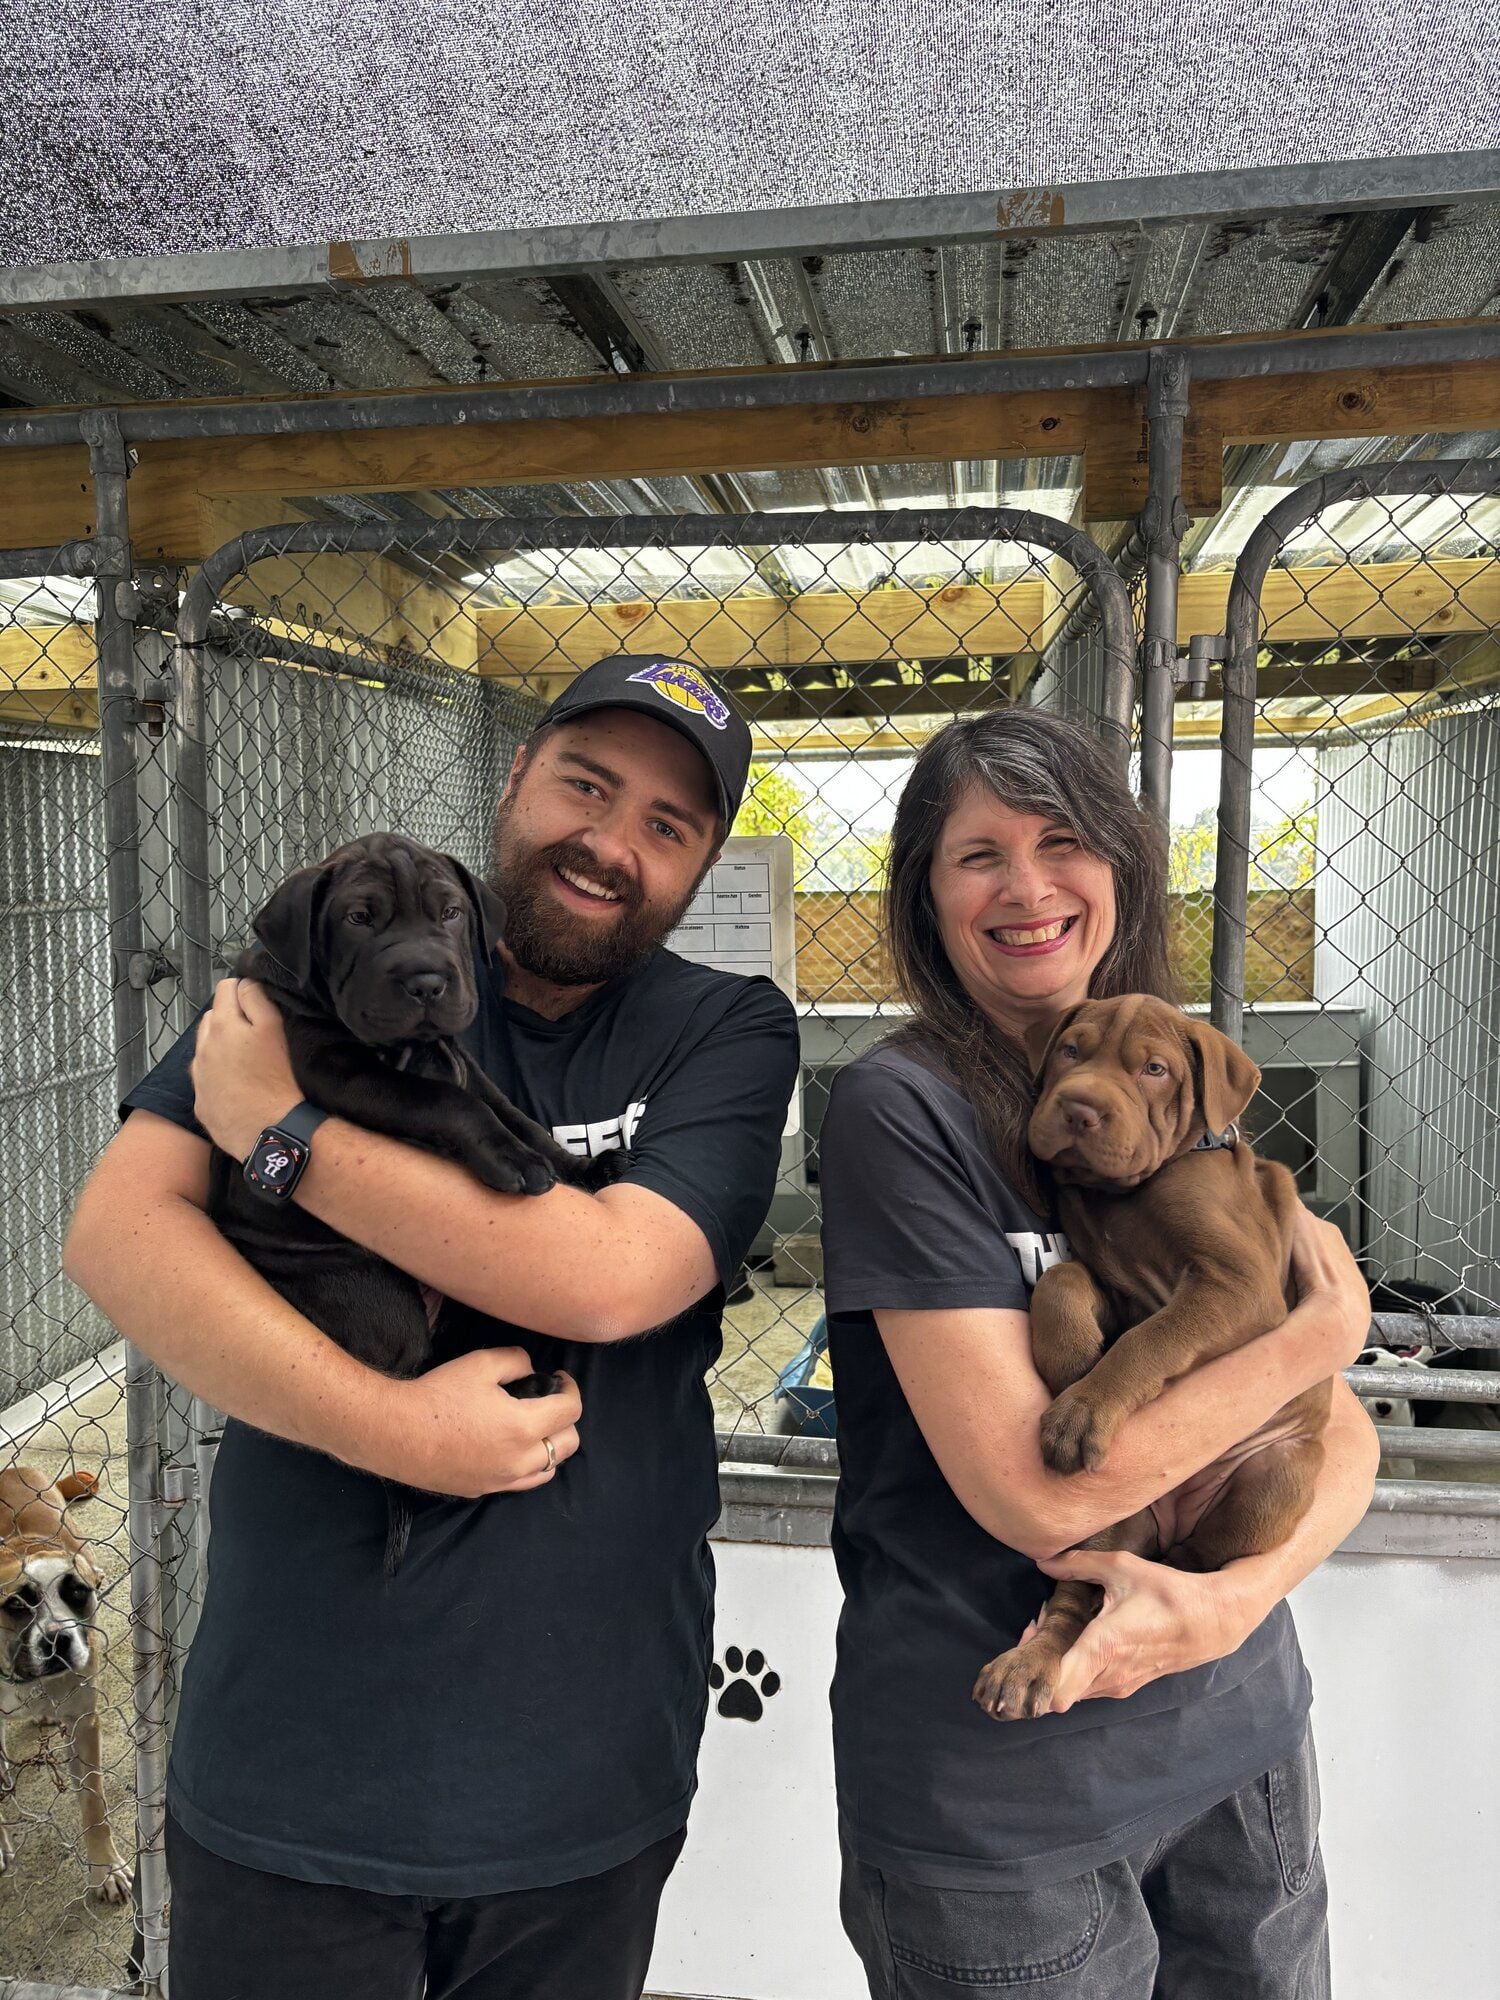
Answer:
[{"xmin": 553, "ymin": 862, "xmax": 624, "ymax": 907}]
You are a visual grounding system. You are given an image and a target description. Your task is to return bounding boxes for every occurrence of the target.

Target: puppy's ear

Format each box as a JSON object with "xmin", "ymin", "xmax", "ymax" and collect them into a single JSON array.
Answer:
[
  {"xmin": 1184, "ymin": 1019, "xmax": 1261, "ymax": 1133},
  {"xmin": 439, "ymin": 854, "xmax": 507, "ymax": 964},
  {"xmin": 252, "ymin": 857, "xmax": 337, "ymax": 988},
  {"xmin": 1024, "ymin": 1004, "xmax": 1085, "ymax": 1083}
]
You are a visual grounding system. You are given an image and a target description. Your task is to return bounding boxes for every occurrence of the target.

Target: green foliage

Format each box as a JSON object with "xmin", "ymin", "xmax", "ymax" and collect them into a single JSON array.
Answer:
[
  {"xmin": 1169, "ymin": 807, "xmax": 1316, "ymax": 893},
  {"xmin": 733, "ymin": 764, "xmax": 816, "ymax": 857}
]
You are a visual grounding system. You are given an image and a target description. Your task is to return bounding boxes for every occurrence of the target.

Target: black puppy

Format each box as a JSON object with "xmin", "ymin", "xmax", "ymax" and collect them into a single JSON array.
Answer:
[{"xmin": 207, "ymin": 831, "xmax": 620, "ymax": 1569}]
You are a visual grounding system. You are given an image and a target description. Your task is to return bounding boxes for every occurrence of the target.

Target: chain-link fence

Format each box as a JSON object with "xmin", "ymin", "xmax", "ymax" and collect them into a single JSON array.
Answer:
[
  {"xmin": 1211, "ymin": 457, "xmax": 1500, "ymax": 1490},
  {"xmin": 1, "ymin": 554, "xmax": 139, "ymax": 1992},
  {"xmin": 2, "ymin": 453, "xmax": 1498, "ymax": 1991}
]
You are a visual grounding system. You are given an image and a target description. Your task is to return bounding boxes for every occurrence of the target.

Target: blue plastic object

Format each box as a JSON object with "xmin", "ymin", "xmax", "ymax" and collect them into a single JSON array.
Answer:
[{"xmin": 772, "ymin": 1314, "xmax": 837, "ymax": 1437}]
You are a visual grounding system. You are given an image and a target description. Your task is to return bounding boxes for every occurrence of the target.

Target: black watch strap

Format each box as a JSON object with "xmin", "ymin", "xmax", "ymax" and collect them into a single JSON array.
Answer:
[{"xmin": 274, "ymin": 1101, "xmax": 328, "ymax": 1148}]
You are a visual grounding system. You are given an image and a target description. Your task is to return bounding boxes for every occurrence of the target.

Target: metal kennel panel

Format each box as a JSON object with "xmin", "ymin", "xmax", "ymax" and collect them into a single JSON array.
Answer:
[{"xmin": 1210, "ymin": 457, "xmax": 1500, "ymax": 1477}]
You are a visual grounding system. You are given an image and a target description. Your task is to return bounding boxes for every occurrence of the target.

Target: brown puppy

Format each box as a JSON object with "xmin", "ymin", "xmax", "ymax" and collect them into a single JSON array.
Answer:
[
  {"xmin": 0, "ymin": 1466, "xmax": 130, "ymax": 1902},
  {"xmin": 973, "ymin": 996, "xmax": 1331, "ymax": 1721}
]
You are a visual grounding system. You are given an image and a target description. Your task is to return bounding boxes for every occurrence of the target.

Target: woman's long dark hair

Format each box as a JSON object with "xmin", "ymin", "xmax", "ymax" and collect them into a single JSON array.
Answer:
[{"xmin": 885, "ymin": 709, "xmax": 1177, "ymax": 1207}]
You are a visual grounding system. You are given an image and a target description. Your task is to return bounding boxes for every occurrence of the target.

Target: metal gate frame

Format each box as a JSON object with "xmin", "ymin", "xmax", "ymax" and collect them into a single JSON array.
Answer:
[{"xmin": 1200, "ymin": 454, "xmax": 1500, "ymax": 1517}]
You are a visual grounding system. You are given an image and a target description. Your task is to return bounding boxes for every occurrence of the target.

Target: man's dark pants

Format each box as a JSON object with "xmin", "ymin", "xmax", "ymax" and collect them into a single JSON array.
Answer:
[
  {"xmin": 166, "ymin": 1813, "xmax": 685, "ymax": 2000},
  {"xmin": 840, "ymin": 1730, "xmax": 1329, "ymax": 1999}
]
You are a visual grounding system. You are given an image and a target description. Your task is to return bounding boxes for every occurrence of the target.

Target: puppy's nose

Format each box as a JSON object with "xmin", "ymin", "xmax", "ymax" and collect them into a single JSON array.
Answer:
[
  {"xmin": 1062, "ymin": 1099, "xmax": 1103, "ymax": 1135},
  {"xmin": 403, "ymin": 971, "xmax": 448, "ymax": 1002}
]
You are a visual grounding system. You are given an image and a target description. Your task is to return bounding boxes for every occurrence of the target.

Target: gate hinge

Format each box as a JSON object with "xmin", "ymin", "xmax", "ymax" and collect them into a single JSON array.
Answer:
[
  {"xmin": 126, "ymin": 948, "xmax": 178, "ymax": 990},
  {"xmin": 159, "ymin": 1462, "xmax": 199, "ymax": 1509},
  {"xmin": 1173, "ymin": 634, "xmax": 1226, "ymax": 699}
]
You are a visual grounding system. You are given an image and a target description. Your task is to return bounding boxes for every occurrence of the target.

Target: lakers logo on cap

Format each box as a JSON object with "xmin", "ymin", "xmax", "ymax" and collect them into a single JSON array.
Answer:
[{"xmin": 626, "ymin": 661, "xmax": 731, "ymax": 731}]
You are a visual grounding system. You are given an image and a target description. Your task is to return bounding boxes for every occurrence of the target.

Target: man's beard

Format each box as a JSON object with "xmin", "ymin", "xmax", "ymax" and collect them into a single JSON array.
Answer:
[{"xmin": 493, "ymin": 809, "xmax": 697, "ymax": 989}]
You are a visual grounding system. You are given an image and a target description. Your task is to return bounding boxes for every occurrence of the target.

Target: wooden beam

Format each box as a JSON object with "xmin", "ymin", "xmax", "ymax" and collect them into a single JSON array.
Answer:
[
  {"xmin": 13, "ymin": 560, "xmax": 1493, "ymax": 709},
  {"xmin": 196, "ymin": 493, "xmax": 482, "ymax": 672},
  {"xmin": 477, "ymin": 578, "xmax": 1048, "ymax": 674},
  {"xmin": 1177, "ymin": 556, "xmax": 1500, "ymax": 645},
  {"xmin": 0, "ymin": 324, "xmax": 1495, "ymax": 555},
  {"xmin": 0, "ymin": 622, "xmax": 95, "ymax": 691}
]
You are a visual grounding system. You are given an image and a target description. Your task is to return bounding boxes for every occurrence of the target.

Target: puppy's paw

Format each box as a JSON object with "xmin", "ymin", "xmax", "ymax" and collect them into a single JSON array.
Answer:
[
  {"xmin": 973, "ymin": 1640, "xmax": 1063, "ymax": 1721},
  {"xmin": 1039, "ymin": 1386, "xmax": 1115, "ymax": 1475},
  {"xmin": 471, "ymin": 1143, "xmax": 555, "ymax": 1197},
  {"xmin": 505, "ymin": 1370, "xmax": 567, "ymax": 1401},
  {"xmin": 574, "ymin": 1145, "xmax": 629, "ymax": 1193},
  {"xmin": 90, "ymin": 1855, "xmax": 132, "ymax": 1905}
]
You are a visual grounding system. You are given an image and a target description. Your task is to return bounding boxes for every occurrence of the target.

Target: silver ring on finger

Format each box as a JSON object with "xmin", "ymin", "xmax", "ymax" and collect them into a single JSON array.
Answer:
[{"xmin": 542, "ymin": 1434, "xmax": 558, "ymax": 1473}]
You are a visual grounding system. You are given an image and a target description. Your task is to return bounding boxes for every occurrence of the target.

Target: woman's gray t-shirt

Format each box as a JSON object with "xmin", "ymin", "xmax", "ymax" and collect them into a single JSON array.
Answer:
[{"xmin": 818, "ymin": 1041, "xmax": 1311, "ymax": 1889}]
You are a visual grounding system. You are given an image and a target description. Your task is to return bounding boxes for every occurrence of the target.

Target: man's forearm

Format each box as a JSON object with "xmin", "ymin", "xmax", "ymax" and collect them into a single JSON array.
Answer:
[
  {"xmin": 64, "ymin": 1191, "xmax": 389, "ymax": 1463},
  {"xmin": 288, "ymin": 1117, "xmax": 707, "ymax": 1338}
]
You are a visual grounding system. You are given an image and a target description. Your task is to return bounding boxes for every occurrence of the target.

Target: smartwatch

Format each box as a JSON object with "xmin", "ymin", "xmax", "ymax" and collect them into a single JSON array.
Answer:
[{"xmin": 243, "ymin": 1101, "xmax": 328, "ymax": 1202}]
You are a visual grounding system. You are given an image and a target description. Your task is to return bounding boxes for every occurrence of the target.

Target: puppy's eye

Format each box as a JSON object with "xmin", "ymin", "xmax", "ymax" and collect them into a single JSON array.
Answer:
[
  {"xmin": 1057, "ymin": 1043, "xmax": 1079, "ymax": 1061},
  {"xmin": 346, "ymin": 907, "xmax": 374, "ymax": 926},
  {"xmin": 441, "ymin": 903, "xmax": 463, "ymax": 922},
  {"xmin": 2, "ymin": 1593, "xmax": 31, "ymax": 1619},
  {"xmin": 1142, "ymin": 1061, "xmax": 1168, "ymax": 1078}
]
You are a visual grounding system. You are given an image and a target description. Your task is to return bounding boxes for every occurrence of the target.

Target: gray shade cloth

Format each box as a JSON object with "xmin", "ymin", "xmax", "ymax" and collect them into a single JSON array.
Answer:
[{"xmin": 4, "ymin": 0, "xmax": 1499, "ymax": 266}]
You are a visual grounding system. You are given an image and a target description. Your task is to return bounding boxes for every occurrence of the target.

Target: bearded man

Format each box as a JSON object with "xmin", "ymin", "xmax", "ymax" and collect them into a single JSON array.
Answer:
[{"xmin": 64, "ymin": 656, "xmax": 799, "ymax": 2000}]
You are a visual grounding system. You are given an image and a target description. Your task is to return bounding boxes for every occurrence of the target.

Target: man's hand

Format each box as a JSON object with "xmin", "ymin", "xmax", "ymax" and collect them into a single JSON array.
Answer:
[
  {"xmin": 1288, "ymin": 1208, "xmax": 1373, "ymax": 1369},
  {"xmin": 346, "ymin": 1347, "xmax": 583, "ymax": 1497},
  {"xmin": 1028, "ymin": 1547, "xmax": 1253, "ymax": 1712},
  {"xmin": 191, "ymin": 978, "xmax": 301, "ymax": 1159}
]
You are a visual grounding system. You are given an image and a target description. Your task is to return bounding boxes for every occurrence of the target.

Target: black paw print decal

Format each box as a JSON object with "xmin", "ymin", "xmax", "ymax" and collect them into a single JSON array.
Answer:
[{"xmin": 711, "ymin": 1645, "xmax": 781, "ymax": 1722}]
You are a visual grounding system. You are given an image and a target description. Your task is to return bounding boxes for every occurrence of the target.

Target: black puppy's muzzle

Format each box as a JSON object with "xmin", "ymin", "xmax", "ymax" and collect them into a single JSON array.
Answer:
[{"xmin": 353, "ymin": 946, "xmax": 477, "ymax": 1044}]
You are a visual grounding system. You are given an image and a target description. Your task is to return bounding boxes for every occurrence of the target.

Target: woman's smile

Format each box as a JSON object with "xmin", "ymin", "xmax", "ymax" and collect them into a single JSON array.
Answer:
[{"xmin": 985, "ymin": 912, "xmax": 1081, "ymax": 957}]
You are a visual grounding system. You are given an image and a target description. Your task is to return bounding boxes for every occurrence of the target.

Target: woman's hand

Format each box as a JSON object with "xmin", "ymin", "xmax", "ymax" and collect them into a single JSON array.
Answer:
[
  {"xmin": 1288, "ymin": 1207, "xmax": 1372, "ymax": 1369},
  {"xmin": 1029, "ymin": 1547, "xmax": 1258, "ymax": 1711}
]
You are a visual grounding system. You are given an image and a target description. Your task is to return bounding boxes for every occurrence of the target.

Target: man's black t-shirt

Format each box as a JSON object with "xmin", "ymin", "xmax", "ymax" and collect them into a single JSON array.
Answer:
[
  {"xmin": 819, "ymin": 1042, "xmax": 1311, "ymax": 1890},
  {"xmin": 121, "ymin": 944, "xmax": 799, "ymax": 1894}
]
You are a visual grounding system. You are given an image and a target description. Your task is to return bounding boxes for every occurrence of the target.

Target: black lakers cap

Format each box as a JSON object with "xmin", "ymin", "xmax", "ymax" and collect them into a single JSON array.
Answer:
[{"xmin": 540, "ymin": 655, "xmax": 752, "ymax": 826}]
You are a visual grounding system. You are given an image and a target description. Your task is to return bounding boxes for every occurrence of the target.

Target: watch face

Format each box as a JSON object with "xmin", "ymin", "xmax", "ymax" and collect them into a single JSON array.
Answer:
[{"xmin": 248, "ymin": 1130, "xmax": 308, "ymax": 1195}]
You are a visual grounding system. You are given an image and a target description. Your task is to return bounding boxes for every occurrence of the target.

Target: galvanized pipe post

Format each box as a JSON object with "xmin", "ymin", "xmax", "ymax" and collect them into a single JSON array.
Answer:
[
  {"xmin": 1139, "ymin": 349, "xmax": 1191, "ymax": 820},
  {"xmin": 1209, "ymin": 544, "xmax": 1262, "ymax": 1044},
  {"xmin": 83, "ymin": 414, "xmax": 172, "ymax": 1994},
  {"xmin": 82, "ymin": 415, "xmax": 149, "ymax": 1099}
]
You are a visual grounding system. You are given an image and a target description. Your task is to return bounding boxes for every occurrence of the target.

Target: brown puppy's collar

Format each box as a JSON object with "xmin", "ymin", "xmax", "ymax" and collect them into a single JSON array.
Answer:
[{"xmin": 1189, "ymin": 1122, "xmax": 1240, "ymax": 1152}]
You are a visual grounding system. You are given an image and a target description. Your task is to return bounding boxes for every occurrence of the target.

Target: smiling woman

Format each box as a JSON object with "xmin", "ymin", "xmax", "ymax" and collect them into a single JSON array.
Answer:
[{"xmin": 816, "ymin": 706, "xmax": 1375, "ymax": 2000}]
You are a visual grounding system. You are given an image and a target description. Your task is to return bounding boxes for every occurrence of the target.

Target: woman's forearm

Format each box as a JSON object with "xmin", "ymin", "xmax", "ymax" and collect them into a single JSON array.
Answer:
[
  {"xmin": 1034, "ymin": 1380, "xmax": 1380, "ymax": 1710},
  {"xmin": 1031, "ymin": 1287, "xmax": 1357, "ymax": 1554},
  {"xmin": 1215, "ymin": 1377, "xmax": 1379, "ymax": 1634}
]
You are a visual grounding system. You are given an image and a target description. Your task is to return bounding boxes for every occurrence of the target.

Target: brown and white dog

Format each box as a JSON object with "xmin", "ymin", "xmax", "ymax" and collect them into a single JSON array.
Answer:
[
  {"xmin": 974, "ymin": 996, "xmax": 1333, "ymax": 1721},
  {"xmin": 0, "ymin": 1466, "xmax": 130, "ymax": 1903}
]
